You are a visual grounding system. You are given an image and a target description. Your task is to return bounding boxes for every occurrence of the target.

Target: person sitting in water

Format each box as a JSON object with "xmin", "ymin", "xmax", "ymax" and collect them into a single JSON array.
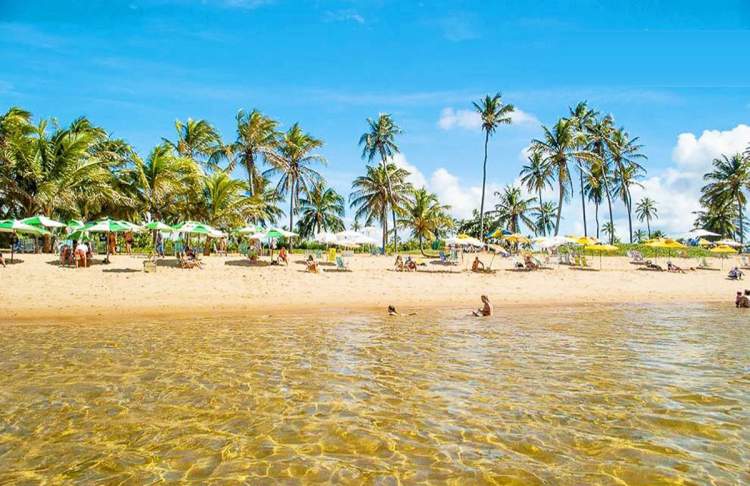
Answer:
[
  {"xmin": 736, "ymin": 291, "xmax": 750, "ymax": 308},
  {"xmin": 278, "ymin": 246, "xmax": 288, "ymax": 265},
  {"xmin": 306, "ymin": 254, "xmax": 319, "ymax": 273},
  {"xmin": 388, "ymin": 305, "xmax": 416, "ymax": 316},
  {"xmin": 667, "ymin": 260, "xmax": 686, "ymax": 274},
  {"xmin": 728, "ymin": 266, "xmax": 744, "ymax": 280},
  {"xmin": 472, "ymin": 295, "xmax": 493, "ymax": 317},
  {"xmin": 394, "ymin": 255, "xmax": 404, "ymax": 272},
  {"xmin": 471, "ymin": 256, "xmax": 485, "ymax": 272}
]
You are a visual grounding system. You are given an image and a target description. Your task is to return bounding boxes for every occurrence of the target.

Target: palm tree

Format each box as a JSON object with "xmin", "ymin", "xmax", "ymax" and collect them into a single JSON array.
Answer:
[
  {"xmin": 493, "ymin": 185, "xmax": 535, "ymax": 234},
  {"xmin": 602, "ymin": 221, "xmax": 616, "ymax": 242},
  {"xmin": 633, "ymin": 229, "xmax": 647, "ymax": 243},
  {"xmin": 296, "ymin": 180, "xmax": 345, "ymax": 237},
  {"xmin": 583, "ymin": 166, "xmax": 605, "ymax": 238},
  {"xmin": 473, "ymin": 93, "xmax": 514, "ymax": 240},
  {"xmin": 693, "ymin": 199, "xmax": 737, "ymax": 238},
  {"xmin": 164, "ymin": 118, "xmax": 221, "ymax": 169},
  {"xmin": 217, "ymin": 109, "xmax": 279, "ymax": 195},
  {"xmin": 586, "ymin": 115, "xmax": 617, "ymax": 242},
  {"xmin": 531, "ymin": 118, "xmax": 585, "ymax": 236},
  {"xmin": 635, "ymin": 197, "xmax": 658, "ymax": 238},
  {"xmin": 128, "ymin": 144, "xmax": 200, "ymax": 221},
  {"xmin": 608, "ymin": 128, "xmax": 646, "ymax": 243},
  {"xmin": 533, "ymin": 201, "xmax": 557, "ymax": 237},
  {"xmin": 264, "ymin": 123, "xmax": 325, "ymax": 235},
  {"xmin": 518, "ymin": 149, "xmax": 553, "ymax": 234},
  {"xmin": 701, "ymin": 153, "xmax": 750, "ymax": 244},
  {"xmin": 246, "ymin": 175, "xmax": 284, "ymax": 226},
  {"xmin": 569, "ymin": 101, "xmax": 597, "ymax": 236},
  {"xmin": 399, "ymin": 187, "xmax": 452, "ymax": 255},
  {"xmin": 359, "ymin": 114, "xmax": 402, "ymax": 252},
  {"xmin": 350, "ymin": 163, "xmax": 411, "ymax": 250}
]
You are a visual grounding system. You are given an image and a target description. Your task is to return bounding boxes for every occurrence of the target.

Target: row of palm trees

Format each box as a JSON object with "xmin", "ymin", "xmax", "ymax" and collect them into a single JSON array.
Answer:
[
  {"xmin": 474, "ymin": 95, "xmax": 659, "ymax": 243},
  {"xmin": 695, "ymin": 150, "xmax": 750, "ymax": 243},
  {"xmin": 0, "ymin": 107, "xmax": 456, "ymax": 252}
]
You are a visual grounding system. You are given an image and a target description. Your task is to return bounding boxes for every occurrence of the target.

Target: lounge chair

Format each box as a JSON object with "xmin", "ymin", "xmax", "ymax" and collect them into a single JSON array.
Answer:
[
  {"xmin": 558, "ymin": 253, "xmax": 572, "ymax": 265},
  {"xmin": 335, "ymin": 256, "xmax": 351, "ymax": 271},
  {"xmin": 629, "ymin": 250, "xmax": 646, "ymax": 264},
  {"xmin": 696, "ymin": 257, "xmax": 718, "ymax": 270},
  {"xmin": 741, "ymin": 255, "xmax": 750, "ymax": 269}
]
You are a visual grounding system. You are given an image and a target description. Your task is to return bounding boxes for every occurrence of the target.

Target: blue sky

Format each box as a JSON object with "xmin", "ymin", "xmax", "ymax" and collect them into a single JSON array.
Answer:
[{"xmin": 2, "ymin": 0, "xmax": 750, "ymax": 235}]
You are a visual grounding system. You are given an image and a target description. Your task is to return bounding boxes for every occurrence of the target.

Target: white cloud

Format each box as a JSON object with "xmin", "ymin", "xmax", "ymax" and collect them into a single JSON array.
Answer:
[
  {"xmin": 672, "ymin": 124, "xmax": 750, "ymax": 172},
  {"xmin": 518, "ymin": 144, "xmax": 534, "ymax": 162},
  {"xmin": 389, "ymin": 153, "xmax": 428, "ymax": 189},
  {"xmin": 323, "ymin": 9, "xmax": 365, "ymax": 24},
  {"xmin": 430, "ymin": 168, "xmax": 502, "ymax": 219},
  {"xmin": 438, "ymin": 107, "xmax": 539, "ymax": 131}
]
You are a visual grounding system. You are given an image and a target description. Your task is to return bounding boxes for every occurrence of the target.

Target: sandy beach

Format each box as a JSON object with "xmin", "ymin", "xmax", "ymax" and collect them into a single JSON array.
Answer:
[{"xmin": 0, "ymin": 252, "xmax": 742, "ymax": 323}]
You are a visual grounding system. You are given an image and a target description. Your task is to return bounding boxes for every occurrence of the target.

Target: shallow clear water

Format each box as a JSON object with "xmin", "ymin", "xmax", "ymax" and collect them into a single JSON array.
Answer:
[{"xmin": 0, "ymin": 305, "xmax": 748, "ymax": 484}]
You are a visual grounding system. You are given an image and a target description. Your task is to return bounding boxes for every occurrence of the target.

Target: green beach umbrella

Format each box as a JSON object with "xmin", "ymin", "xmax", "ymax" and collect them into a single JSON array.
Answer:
[
  {"xmin": 144, "ymin": 221, "xmax": 174, "ymax": 232},
  {"xmin": 172, "ymin": 221, "xmax": 217, "ymax": 235},
  {"xmin": 21, "ymin": 215, "xmax": 66, "ymax": 229},
  {"xmin": 0, "ymin": 219, "xmax": 51, "ymax": 263},
  {"xmin": 77, "ymin": 218, "xmax": 135, "ymax": 263},
  {"xmin": 66, "ymin": 219, "xmax": 86, "ymax": 231}
]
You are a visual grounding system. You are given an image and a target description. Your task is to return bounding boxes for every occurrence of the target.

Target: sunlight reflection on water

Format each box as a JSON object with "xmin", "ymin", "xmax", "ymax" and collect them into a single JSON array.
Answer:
[{"xmin": 0, "ymin": 304, "xmax": 748, "ymax": 484}]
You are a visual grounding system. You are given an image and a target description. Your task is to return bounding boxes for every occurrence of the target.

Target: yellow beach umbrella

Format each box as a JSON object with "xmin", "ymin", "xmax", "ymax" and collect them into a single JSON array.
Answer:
[
  {"xmin": 574, "ymin": 236, "xmax": 598, "ymax": 246},
  {"xmin": 504, "ymin": 233, "xmax": 531, "ymax": 245},
  {"xmin": 710, "ymin": 244, "xmax": 737, "ymax": 269},
  {"xmin": 584, "ymin": 244, "xmax": 618, "ymax": 269},
  {"xmin": 698, "ymin": 238, "xmax": 712, "ymax": 247}
]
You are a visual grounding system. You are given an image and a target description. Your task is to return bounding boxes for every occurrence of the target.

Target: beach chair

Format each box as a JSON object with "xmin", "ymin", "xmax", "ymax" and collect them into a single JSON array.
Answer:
[
  {"xmin": 315, "ymin": 249, "xmax": 323, "ymax": 260},
  {"xmin": 581, "ymin": 255, "xmax": 589, "ymax": 267},
  {"xmin": 335, "ymin": 256, "xmax": 350, "ymax": 271},
  {"xmin": 327, "ymin": 248, "xmax": 337, "ymax": 263},
  {"xmin": 741, "ymin": 255, "xmax": 750, "ymax": 269},
  {"xmin": 697, "ymin": 257, "xmax": 713, "ymax": 269},
  {"xmin": 629, "ymin": 251, "xmax": 645, "ymax": 264},
  {"xmin": 572, "ymin": 255, "xmax": 581, "ymax": 266}
]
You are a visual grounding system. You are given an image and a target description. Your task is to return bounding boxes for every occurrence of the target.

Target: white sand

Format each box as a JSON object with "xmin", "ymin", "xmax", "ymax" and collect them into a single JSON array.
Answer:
[{"xmin": 0, "ymin": 252, "xmax": 742, "ymax": 323}]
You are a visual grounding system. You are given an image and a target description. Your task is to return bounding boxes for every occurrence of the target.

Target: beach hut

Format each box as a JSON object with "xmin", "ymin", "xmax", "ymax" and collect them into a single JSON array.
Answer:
[{"xmin": 0, "ymin": 219, "xmax": 51, "ymax": 263}]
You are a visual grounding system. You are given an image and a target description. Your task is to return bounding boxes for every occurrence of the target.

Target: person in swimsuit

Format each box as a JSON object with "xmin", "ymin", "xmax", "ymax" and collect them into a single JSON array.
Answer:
[{"xmin": 472, "ymin": 295, "xmax": 493, "ymax": 317}]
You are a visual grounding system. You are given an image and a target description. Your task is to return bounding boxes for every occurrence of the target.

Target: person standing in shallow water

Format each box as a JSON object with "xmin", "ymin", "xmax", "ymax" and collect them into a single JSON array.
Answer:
[
  {"xmin": 473, "ymin": 295, "xmax": 493, "ymax": 317},
  {"xmin": 736, "ymin": 290, "xmax": 750, "ymax": 308}
]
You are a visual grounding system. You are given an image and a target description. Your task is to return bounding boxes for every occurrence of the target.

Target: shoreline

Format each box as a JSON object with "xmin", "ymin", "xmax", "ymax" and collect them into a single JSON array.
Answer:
[{"xmin": 1, "ymin": 253, "xmax": 740, "ymax": 325}]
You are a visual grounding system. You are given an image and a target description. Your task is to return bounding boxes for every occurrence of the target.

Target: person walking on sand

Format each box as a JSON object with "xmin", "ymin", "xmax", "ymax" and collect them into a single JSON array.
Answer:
[
  {"xmin": 124, "ymin": 231, "xmax": 133, "ymax": 255},
  {"xmin": 472, "ymin": 295, "xmax": 493, "ymax": 317}
]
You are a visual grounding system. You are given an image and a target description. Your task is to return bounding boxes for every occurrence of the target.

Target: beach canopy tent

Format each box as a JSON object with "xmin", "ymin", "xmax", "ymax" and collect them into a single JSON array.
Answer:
[
  {"xmin": 0, "ymin": 219, "xmax": 51, "ymax": 262},
  {"xmin": 21, "ymin": 215, "xmax": 65, "ymax": 229},
  {"xmin": 584, "ymin": 243, "xmax": 618, "ymax": 269}
]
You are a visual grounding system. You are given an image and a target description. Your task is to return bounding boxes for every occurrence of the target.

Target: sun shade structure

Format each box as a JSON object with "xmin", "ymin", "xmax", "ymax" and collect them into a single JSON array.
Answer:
[
  {"xmin": 144, "ymin": 221, "xmax": 174, "ymax": 232},
  {"xmin": 0, "ymin": 219, "xmax": 52, "ymax": 263},
  {"xmin": 584, "ymin": 243, "xmax": 618, "ymax": 269},
  {"xmin": 172, "ymin": 221, "xmax": 224, "ymax": 237},
  {"xmin": 503, "ymin": 233, "xmax": 531, "ymax": 245},
  {"xmin": 710, "ymin": 245, "xmax": 737, "ymax": 254},
  {"xmin": 572, "ymin": 236, "xmax": 598, "ymax": 246},
  {"xmin": 70, "ymin": 218, "xmax": 140, "ymax": 263},
  {"xmin": 21, "ymin": 215, "xmax": 65, "ymax": 228},
  {"xmin": 445, "ymin": 235, "xmax": 483, "ymax": 247}
]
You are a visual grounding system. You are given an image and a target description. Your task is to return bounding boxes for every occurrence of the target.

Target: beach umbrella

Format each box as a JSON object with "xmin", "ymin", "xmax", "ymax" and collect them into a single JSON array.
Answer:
[
  {"xmin": 504, "ymin": 233, "xmax": 531, "ymax": 245},
  {"xmin": 687, "ymin": 229, "xmax": 720, "ymax": 238},
  {"xmin": 314, "ymin": 231, "xmax": 339, "ymax": 245},
  {"xmin": 710, "ymin": 244, "xmax": 737, "ymax": 269},
  {"xmin": 236, "ymin": 224, "xmax": 258, "ymax": 235},
  {"xmin": 573, "ymin": 235, "xmax": 598, "ymax": 246},
  {"xmin": 75, "ymin": 218, "xmax": 135, "ymax": 263},
  {"xmin": 172, "ymin": 221, "xmax": 218, "ymax": 235},
  {"xmin": 66, "ymin": 219, "xmax": 85, "ymax": 231},
  {"xmin": 716, "ymin": 238, "xmax": 742, "ymax": 248},
  {"xmin": 0, "ymin": 219, "xmax": 51, "ymax": 263},
  {"xmin": 490, "ymin": 228, "xmax": 512, "ymax": 239},
  {"xmin": 698, "ymin": 238, "xmax": 712, "ymax": 247},
  {"xmin": 144, "ymin": 221, "xmax": 174, "ymax": 232},
  {"xmin": 21, "ymin": 215, "xmax": 65, "ymax": 228},
  {"xmin": 584, "ymin": 243, "xmax": 618, "ymax": 269}
]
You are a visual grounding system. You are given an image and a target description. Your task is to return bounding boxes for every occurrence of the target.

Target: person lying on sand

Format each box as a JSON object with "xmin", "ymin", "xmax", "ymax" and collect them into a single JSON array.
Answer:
[
  {"xmin": 388, "ymin": 305, "xmax": 416, "ymax": 316},
  {"xmin": 306, "ymin": 254, "xmax": 319, "ymax": 273},
  {"xmin": 736, "ymin": 291, "xmax": 750, "ymax": 308},
  {"xmin": 667, "ymin": 260, "xmax": 686, "ymax": 273},
  {"xmin": 645, "ymin": 260, "xmax": 663, "ymax": 271},
  {"xmin": 472, "ymin": 295, "xmax": 493, "ymax": 317},
  {"xmin": 471, "ymin": 256, "xmax": 485, "ymax": 272}
]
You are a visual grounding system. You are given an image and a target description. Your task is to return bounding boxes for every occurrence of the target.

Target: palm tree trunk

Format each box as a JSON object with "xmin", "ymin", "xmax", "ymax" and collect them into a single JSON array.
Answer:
[
  {"xmin": 382, "ymin": 213, "xmax": 388, "ymax": 252},
  {"xmin": 738, "ymin": 196, "xmax": 744, "ymax": 245},
  {"xmin": 646, "ymin": 216, "xmax": 651, "ymax": 238},
  {"xmin": 288, "ymin": 177, "xmax": 295, "ymax": 232},
  {"xmin": 379, "ymin": 149, "xmax": 397, "ymax": 254},
  {"xmin": 247, "ymin": 152, "xmax": 255, "ymax": 196},
  {"xmin": 554, "ymin": 177, "xmax": 564, "ymax": 236},
  {"xmin": 538, "ymin": 189, "xmax": 544, "ymax": 236},
  {"xmin": 419, "ymin": 236, "xmax": 426, "ymax": 257},
  {"xmin": 626, "ymin": 193, "xmax": 633, "ymax": 244},
  {"xmin": 603, "ymin": 179, "xmax": 615, "ymax": 243},
  {"xmin": 579, "ymin": 167, "xmax": 587, "ymax": 236},
  {"xmin": 595, "ymin": 200, "xmax": 600, "ymax": 238},
  {"xmin": 479, "ymin": 131, "xmax": 489, "ymax": 241}
]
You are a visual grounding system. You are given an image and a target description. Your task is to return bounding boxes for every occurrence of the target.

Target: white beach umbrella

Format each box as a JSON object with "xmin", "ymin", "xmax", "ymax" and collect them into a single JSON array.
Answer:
[
  {"xmin": 314, "ymin": 231, "xmax": 339, "ymax": 245},
  {"xmin": 237, "ymin": 224, "xmax": 258, "ymax": 235},
  {"xmin": 351, "ymin": 234, "xmax": 379, "ymax": 245},
  {"xmin": 716, "ymin": 238, "xmax": 742, "ymax": 247}
]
